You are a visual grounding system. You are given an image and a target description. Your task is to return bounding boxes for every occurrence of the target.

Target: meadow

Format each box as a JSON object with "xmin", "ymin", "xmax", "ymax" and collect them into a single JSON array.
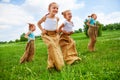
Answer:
[{"xmin": 0, "ymin": 30, "xmax": 120, "ymax": 80}]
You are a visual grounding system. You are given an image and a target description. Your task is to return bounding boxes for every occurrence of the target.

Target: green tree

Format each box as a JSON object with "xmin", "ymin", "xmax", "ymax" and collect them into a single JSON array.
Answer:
[
  {"xmin": 104, "ymin": 23, "xmax": 120, "ymax": 30},
  {"xmin": 79, "ymin": 28, "xmax": 82, "ymax": 33},
  {"xmin": 20, "ymin": 33, "xmax": 27, "ymax": 41},
  {"xmin": 83, "ymin": 19, "xmax": 89, "ymax": 37},
  {"xmin": 96, "ymin": 21, "xmax": 103, "ymax": 37},
  {"xmin": 15, "ymin": 39, "xmax": 20, "ymax": 42},
  {"xmin": 9, "ymin": 40, "xmax": 14, "ymax": 43}
]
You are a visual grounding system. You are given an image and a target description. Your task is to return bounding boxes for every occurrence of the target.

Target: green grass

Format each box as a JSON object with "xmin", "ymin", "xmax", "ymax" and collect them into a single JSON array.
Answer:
[{"xmin": 0, "ymin": 30, "xmax": 120, "ymax": 80}]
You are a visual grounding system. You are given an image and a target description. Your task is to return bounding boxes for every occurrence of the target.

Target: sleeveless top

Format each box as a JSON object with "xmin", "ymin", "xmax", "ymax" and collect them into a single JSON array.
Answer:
[
  {"xmin": 28, "ymin": 31, "xmax": 35, "ymax": 42},
  {"xmin": 44, "ymin": 17, "xmax": 57, "ymax": 31},
  {"xmin": 89, "ymin": 18, "xmax": 96, "ymax": 26},
  {"xmin": 63, "ymin": 20, "xmax": 74, "ymax": 32}
]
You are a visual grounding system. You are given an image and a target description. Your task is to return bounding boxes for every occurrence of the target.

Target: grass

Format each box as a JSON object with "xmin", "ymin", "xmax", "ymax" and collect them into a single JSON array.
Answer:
[{"xmin": 0, "ymin": 30, "xmax": 120, "ymax": 80}]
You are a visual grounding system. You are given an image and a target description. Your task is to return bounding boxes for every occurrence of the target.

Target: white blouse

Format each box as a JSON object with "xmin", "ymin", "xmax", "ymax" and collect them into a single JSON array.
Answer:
[
  {"xmin": 63, "ymin": 20, "xmax": 74, "ymax": 32},
  {"xmin": 44, "ymin": 17, "xmax": 57, "ymax": 31}
]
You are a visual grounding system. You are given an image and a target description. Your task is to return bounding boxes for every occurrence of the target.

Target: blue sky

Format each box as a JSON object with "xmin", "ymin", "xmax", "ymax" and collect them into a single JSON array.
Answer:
[{"xmin": 0, "ymin": 0, "xmax": 120, "ymax": 41}]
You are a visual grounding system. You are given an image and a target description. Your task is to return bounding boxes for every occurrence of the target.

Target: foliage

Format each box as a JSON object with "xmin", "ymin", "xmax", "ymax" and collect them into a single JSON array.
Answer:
[
  {"xmin": 83, "ymin": 19, "xmax": 89, "ymax": 37},
  {"xmin": 74, "ymin": 28, "xmax": 83, "ymax": 33},
  {"xmin": 9, "ymin": 40, "xmax": 14, "ymax": 43},
  {"xmin": 79, "ymin": 28, "xmax": 82, "ymax": 33},
  {"xmin": 0, "ymin": 41, "xmax": 7, "ymax": 44},
  {"xmin": 15, "ymin": 39, "xmax": 20, "ymax": 42},
  {"xmin": 103, "ymin": 23, "xmax": 120, "ymax": 31},
  {"xmin": 20, "ymin": 33, "xmax": 27, "ymax": 41},
  {"xmin": 96, "ymin": 21, "xmax": 103, "ymax": 37}
]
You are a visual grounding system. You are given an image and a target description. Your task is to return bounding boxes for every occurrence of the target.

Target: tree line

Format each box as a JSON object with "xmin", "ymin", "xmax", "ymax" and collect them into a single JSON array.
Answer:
[{"xmin": 0, "ymin": 22, "xmax": 120, "ymax": 44}]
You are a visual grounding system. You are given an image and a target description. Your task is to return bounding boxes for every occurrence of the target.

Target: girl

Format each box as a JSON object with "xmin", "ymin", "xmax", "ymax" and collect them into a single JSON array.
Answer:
[
  {"xmin": 87, "ymin": 14, "xmax": 97, "ymax": 52},
  {"xmin": 37, "ymin": 2, "xmax": 64, "ymax": 71},
  {"xmin": 59, "ymin": 10, "xmax": 81, "ymax": 65},
  {"xmin": 20, "ymin": 23, "xmax": 36, "ymax": 63}
]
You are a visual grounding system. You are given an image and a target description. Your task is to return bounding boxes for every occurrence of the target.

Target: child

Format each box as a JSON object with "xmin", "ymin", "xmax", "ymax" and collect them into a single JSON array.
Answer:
[
  {"xmin": 37, "ymin": 2, "xmax": 64, "ymax": 71},
  {"xmin": 20, "ymin": 23, "xmax": 36, "ymax": 63},
  {"xmin": 59, "ymin": 10, "xmax": 81, "ymax": 65},
  {"xmin": 87, "ymin": 14, "xmax": 97, "ymax": 52}
]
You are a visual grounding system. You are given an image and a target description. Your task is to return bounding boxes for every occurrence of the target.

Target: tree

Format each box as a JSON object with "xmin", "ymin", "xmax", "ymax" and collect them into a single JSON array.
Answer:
[
  {"xmin": 15, "ymin": 39, "xmax": 20, "ymax": 42},
  {"xmin": 0, "ymin": 41, "xmax": 7, "ymax": 44},
  {"xmin": 20, "ymin": 33, "xmax": 27, "ymax": 41},
  {"xmin": 104, "ymin": 23, "xmax": 120, "ymax": 30},
  {"xmin": 79, "ymin": 28, "xmax": 82, "ymax": 33},
  {"xmin": 83, "ymin": 19, "xmax": 90, "ymax": 37},
  {"xmin": 96, "ymin": 21, "xmax": 103, "ymax": 37},
  {"xmin": 9, "ymin": 40, "xmax": 14, "ymax": 43}
]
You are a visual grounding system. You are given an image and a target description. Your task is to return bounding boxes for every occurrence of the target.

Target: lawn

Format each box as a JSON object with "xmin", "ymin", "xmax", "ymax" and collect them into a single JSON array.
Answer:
[{"xmin": 0, "ymin": 30, "xmax": 120, "ymax": 80}]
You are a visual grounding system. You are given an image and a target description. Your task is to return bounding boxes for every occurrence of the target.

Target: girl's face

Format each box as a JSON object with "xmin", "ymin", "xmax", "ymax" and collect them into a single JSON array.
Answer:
[
  {"xmin": 49, "ymin": 4, "xmax": 58, "ymax": 15},
  {"xmin": 30, "ymin": 25, "xmax": 36, "ymax": 31},
  {"xmin": 92, "ymin": 14, "xmax": 97, "ymax": 20},
  {"xmin": 65, "ymin": 11, "xmax": 72, "ymax": 20}
]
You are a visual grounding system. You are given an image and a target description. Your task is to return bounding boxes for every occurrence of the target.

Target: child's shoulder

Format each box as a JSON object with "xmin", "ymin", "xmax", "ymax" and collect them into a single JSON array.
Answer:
[{"xmin": 55, "ymin": 16, "xmax": 59, "ymax": 21}]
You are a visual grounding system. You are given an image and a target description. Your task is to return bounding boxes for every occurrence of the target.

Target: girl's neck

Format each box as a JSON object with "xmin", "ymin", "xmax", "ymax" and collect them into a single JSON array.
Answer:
[
  {"xmin": 48, "ymin": 13, "xmax": 55, "ymax": 18},
  {"xmin": 29, "ymin": 29, "xmax": 33, "ymax": 32},
  {"xmin": 66, "ymin": 19, "xmax": 71, "ymax": 22}
]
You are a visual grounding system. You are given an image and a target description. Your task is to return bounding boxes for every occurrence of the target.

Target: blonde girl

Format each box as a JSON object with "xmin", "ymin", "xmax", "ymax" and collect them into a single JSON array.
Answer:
[
  {"xmin": 20, "ymin": 23, "xmax": 36, "ymax": 63},
  {"xmin": 59, "ymin": 10, "xmax": 81, "ymax": 65},
  {"xmin": 37, "ymin": 2, "xmax": 64, "ymax": 71},
  {"xmin": 87, "ymin": 14, "xmax": 97, "ymax": 52}
]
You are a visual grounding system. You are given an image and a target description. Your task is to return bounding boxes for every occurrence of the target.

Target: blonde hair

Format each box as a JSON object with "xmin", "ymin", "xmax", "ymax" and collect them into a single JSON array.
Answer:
[
  {"xmin": 61, "ymin": 10, "xmax": 71, "ymax": 18},
  {"xmin": 48, "ymin": 2, "xmax": 58, "ymax": 11}
]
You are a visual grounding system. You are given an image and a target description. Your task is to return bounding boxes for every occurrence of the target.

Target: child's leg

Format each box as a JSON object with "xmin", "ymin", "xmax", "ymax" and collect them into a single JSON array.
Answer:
[
  {"xmin": 47, "ymin": 46, "xmax": 54, "ymax": 69},
  {"xmin": 89, "ymin": 28, "xmax": 96, "ymax": 51},
  {"xmin": 27, "ymin": 41, "xmax": 35, "ymax": 62},
  {"xmin": 91, "ymin": 32, "xmax": 96, "ymax": 51},
  {"xmin": 88, "ymin": 27, "xmax": 93, "ymax": 51},
  {"xmin": 42, "ymin": 33, "xmax": 64, "ymax": 70},
  {"xmin": 59, "ymin": 34, "xmax": 81, "ymax": 65},
  {"xmin": 66, "ymin": 38, "xmax": 81, "ymax": 64},
  {"xmin": 20, "ymin": 43, "xmax": 30, "ymax": 63}
]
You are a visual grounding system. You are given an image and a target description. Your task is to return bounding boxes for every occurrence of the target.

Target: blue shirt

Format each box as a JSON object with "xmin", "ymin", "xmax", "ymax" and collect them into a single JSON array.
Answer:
[
  {"xmin": 89, "ymin": 18, "xmax": 96, "ymax": 26},
  {"xmin": 28, "ymin": 31, "xmax": 35, "ymax": 42}
]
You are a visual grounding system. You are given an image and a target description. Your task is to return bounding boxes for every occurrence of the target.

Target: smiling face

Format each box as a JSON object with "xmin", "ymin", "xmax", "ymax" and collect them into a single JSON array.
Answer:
[
  {"xmin": 29, "ymin": 24, "xmax": 36, "ymax": 31},
  {"xmin": 65, "ymin": 11, "xmax": 72, "ymax": 20},
  {"xmin": 48, "ymin": 2, "xmax": 58, "ymax": 15},
  {"xmin": 62, "ymin": 10, "xmax": 72, "ymax": 21},
  {"xmin": 91, "ymin": 14, "xmax": 97, "ymax": 20}
]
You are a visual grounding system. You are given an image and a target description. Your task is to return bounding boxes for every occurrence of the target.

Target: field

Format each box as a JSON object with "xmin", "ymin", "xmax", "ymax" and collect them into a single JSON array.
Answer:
[{"xmin": 0, "ymin": 30, "xmax": 120, "ymax": 80}]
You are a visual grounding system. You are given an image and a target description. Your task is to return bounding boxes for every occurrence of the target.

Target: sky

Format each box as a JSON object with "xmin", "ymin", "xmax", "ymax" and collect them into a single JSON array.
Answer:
[{"xmin": 0, "ymin": 0, "xmax": 120, "ymax": 42}]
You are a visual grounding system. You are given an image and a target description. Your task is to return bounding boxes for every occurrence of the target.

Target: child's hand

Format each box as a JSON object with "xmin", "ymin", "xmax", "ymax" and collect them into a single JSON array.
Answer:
[
  {"xmin": 69, "ymin": 31, "xmax": 73, "ymax": 35},
  {"xmin": 56, "ymin": 29, "xmax": 59, "ymax": 33},
  {"xmin": 90, "ymin": 24, "xmax": 95, "ymax": 27},
  {"xmin": 42, "ymin": 29, "xmax": 47, "ymax": 34},
  {"xmin": 63, "ymin": 30, "xmax": 69, "ymax": 35}
]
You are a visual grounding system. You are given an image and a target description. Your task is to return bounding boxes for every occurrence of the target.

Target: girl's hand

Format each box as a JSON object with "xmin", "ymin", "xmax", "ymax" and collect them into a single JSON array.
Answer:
[
  {"xmin": 69, "ymin": 31, "xmax": 73, "ymax": 35},
  {"xmin": 42, "ymin": 29, "xmax": 47, "ymax": 34},
  {"xmin": 63, "ymin": 30, "xmax": 69, "ymax": 35},
  {"xmin": 56, "ymin": 29, "xmax": 59, "ymax": 33}
]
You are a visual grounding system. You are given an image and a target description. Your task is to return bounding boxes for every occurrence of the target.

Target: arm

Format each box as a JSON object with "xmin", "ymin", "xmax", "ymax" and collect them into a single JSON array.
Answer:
[
  {"xmin": 56, "ymin": 17, "xmax": 59, "ymax": 33},
  {"xmin": 37, "ymin": 16, "xmax": 47, "ymax": 34},
  {"xmin": 58, "ymin": 23, "xmax": 64, "ymax": 33},
  {"xmin": 86, "ymin": 20, "xmax": 90, "ymax": 27},
  {"xmin": 24, "ymin": 31, "xmax": 31, "ymax": 38},
  {"xmin": 87, "ymin": 20, "xmax": 94, "ymax": 27}
]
